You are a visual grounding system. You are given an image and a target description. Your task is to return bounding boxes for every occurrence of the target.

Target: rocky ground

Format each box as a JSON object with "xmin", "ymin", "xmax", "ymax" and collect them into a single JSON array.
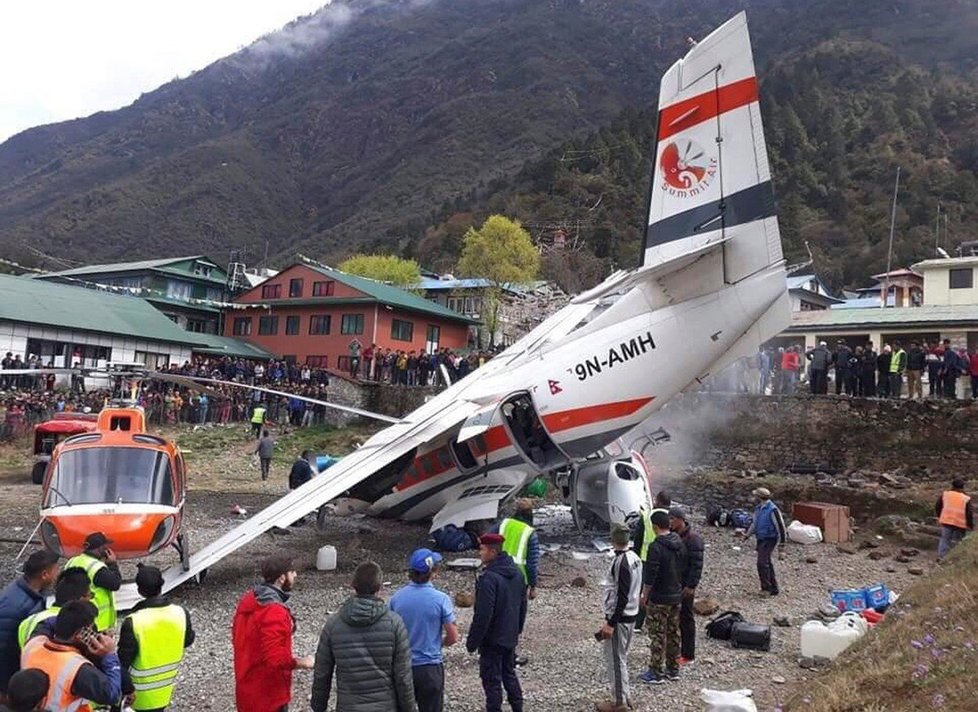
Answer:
[{"xmin": 0, "ymin": 424, "xmax": 933, "ymax": 712}]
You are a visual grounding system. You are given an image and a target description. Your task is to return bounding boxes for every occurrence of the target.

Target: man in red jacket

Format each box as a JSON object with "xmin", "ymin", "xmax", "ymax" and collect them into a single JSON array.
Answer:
[{"xmin": 232, "ymin": 555, "xmax": 314, "ymax": 712}]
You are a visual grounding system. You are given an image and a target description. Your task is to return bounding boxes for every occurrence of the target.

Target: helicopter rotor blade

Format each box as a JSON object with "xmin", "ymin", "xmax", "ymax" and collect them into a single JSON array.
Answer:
[{"xmin": 148, "ymin": 373, "xmax": 399, "ymax": 424}]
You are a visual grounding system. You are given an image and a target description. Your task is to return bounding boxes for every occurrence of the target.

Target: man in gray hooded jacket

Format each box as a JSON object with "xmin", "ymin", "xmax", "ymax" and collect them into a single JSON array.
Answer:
[{"xmin": 311, "ymin": 561, "xmax": 416, "ymax": 712}]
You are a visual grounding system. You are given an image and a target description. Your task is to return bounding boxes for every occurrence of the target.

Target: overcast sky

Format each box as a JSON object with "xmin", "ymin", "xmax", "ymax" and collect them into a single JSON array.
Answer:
[{"xmin": 0, "ymin": 0, "xmax": 328, "ymax": 144}]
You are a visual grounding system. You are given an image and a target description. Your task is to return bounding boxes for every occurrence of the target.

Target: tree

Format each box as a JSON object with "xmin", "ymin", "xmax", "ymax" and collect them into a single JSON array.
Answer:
[
  {"xmin": 457, "ymin": 215, "xmax": 539, "ymax": 346},
  {"xmin": 337, "ymin": 254, "xmax": 421, "ymax": 287}
]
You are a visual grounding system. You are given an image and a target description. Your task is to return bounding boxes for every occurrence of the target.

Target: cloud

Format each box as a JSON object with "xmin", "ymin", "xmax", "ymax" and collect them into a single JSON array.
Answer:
[{"xmin": 0, "ymin": 0, "xmax": 331, "ymax": 143}]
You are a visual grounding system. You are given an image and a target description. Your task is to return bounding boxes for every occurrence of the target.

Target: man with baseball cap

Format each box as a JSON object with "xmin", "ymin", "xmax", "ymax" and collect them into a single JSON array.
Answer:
[
  {"xmin": 466, "ymin": 533, "xmax": 526, "ymax": 712},
  {"xmin": 65, "ymin": 532, "xmax": 121, "ymax": 632},
  {"xmin": 740, "ymin": 488, "xmax": 787, "ymax": 596},
  {"xmin": 118, "ymin": 565, "xmax": 195, "ymax": 711},
  {"xmin": 390, "ymin": 549, "xmax": 459, "ymax": 712}
]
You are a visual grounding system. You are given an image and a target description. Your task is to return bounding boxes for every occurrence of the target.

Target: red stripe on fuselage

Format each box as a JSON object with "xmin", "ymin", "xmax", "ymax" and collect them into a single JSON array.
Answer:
[
  {"xmin": 658, "ymin": 77, "xmax": 758, "ymax": 141},
  {"xmin": 541, "ymin": 397, "xmax": 654, "ymax": 434},
  {"xmin": 394, "ymin": 397, "xmax": 654, "ymax": 493}
]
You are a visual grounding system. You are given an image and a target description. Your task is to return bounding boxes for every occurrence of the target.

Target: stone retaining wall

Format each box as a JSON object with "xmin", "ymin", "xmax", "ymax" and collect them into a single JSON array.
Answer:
[{"xmin": 653, "ymin": 394, "xmax": 978, "ymax": 478}]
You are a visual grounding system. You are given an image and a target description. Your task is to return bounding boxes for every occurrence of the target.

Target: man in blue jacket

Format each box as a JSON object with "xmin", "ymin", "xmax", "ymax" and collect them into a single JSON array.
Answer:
[
  {"xmin": 0, "ymin": 549, "xmax": 59, "ymax": 695},
  {"xmin": 466, "ymin": 533, "xmax": 526, "ymax": 712},
  {"xmin": 742, "ymin": 488, "xmax": 787, "ymax": 596}
]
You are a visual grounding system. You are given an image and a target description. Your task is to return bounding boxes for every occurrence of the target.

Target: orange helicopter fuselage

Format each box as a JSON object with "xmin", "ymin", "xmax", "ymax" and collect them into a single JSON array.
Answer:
[{"xmin": 39, "ymin": 406, "xmax": 187, "ymax": 560}]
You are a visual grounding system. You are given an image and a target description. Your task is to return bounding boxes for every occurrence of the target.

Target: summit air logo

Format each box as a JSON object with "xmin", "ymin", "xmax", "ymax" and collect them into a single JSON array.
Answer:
[{"xmin": 659, "ymin": 138, "xmax": 717, "ymax": 198}]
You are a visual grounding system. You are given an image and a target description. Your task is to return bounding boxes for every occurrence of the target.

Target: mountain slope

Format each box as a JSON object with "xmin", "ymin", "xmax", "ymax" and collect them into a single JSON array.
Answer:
[{"xmin": 2, "ymin": 0, "xmax": 978, "ymax": 276}]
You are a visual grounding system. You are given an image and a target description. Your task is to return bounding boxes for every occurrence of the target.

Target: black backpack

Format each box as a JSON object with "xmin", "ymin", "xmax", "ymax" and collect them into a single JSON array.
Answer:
[
  {"xmin": 706, "ymin": 611, "xmax": 745, "ymax": 641},
  {"xmin": 706, "ymin": 505, "xmax": 728, "ymax": 527}
]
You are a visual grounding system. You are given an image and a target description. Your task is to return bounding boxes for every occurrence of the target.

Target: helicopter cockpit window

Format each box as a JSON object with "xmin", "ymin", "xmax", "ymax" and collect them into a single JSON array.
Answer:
[{"xmin": 46, "ymin": 448, "xmax": 174, "ymax": 507}]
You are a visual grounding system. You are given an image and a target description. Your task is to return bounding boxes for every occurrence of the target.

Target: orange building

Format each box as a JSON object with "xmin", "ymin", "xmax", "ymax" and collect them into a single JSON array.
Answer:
[{"xmin": 226, "ymin": 263, "xmax": 476, "ymax": 369}]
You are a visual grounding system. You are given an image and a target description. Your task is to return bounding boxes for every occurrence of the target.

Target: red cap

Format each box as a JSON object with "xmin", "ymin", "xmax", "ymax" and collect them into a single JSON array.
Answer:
[{"xmin": 479, "ymin": 533, "xmax": 505, "ymax": 546}]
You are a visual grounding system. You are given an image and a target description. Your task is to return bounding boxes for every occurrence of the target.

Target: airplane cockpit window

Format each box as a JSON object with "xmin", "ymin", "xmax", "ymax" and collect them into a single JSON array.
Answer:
[
  {"xmin": 614, "ymin": 462, "xmax": 640, "ymax": 481},
  {"xmin": 46, "ymin": 448, "xmax": 174, "ymax": 506},
  {"xmin": 451, "ymin": 436, "xmax": 479, "ymax": 471}
]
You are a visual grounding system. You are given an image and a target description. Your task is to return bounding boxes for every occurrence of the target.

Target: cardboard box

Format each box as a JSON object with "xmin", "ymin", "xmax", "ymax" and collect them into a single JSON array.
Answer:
[{"xmin": 791, "ymin": 502, "xmax": 851, "ymax": 543}]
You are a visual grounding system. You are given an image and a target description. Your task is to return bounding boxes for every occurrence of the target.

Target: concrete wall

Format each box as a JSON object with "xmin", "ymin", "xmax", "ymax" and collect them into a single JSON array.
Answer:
[
  {"xmin": 921, "ymin": 265, "xmax": 978, "ymax": 306},
  {"xmin": 320, "ymin": 376, "xmax": 437, "ymax": 426},
  {"xmin": 653, "ymin": 393, "xmax": 978, "ymax": 477}
]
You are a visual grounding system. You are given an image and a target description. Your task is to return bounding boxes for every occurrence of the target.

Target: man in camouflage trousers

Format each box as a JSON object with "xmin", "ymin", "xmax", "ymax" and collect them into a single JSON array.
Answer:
[{"xmin": 638, "ymin": 511, "xmax": 686, "ymax": 685}]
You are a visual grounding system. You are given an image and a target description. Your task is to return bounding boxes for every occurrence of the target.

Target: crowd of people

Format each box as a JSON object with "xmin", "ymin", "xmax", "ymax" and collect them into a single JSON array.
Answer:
[
  {"xmin": 0, "ymin": 346, "xmax": 497, "ymax": 441},
  {"xmin": 730, "ymin": 338, "xmax": 978, "ymax": 399},
  {"xmin": 346, "ymin": 339, "xmax": 493, "ymax": 385},
  {"xmin": 1, "ymin": 475, "xmax": 973, "ymax": 712}
]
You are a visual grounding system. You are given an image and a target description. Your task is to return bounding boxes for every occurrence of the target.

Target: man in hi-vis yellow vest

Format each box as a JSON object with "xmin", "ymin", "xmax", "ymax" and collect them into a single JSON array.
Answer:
[
  {"xmin": 64, "ymin": 532, "xmax": 121, "ymax": 632},
  {"xmin": 118, "ymin": 565, "xmax": 195, "ymax": 711}
]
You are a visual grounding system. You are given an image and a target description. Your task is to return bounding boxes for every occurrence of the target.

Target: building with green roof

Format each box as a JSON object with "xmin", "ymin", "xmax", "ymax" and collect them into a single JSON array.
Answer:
[
  {"xmin": 227, "ymin": 261, "xmax": 478, "ymax": 370},
  {"xmin": 35, "ymin": 255, "xmax": 230, "ymax": 334},
  {"xmin": 0, "ymin": 273, "xmax": 269, "ymax": 369}
]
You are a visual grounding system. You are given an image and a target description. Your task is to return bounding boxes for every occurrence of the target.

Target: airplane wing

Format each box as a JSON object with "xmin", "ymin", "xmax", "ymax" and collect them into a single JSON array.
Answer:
[{"xmin": 160, "ymin": 396, "xmax": 483, "ymax": 592}]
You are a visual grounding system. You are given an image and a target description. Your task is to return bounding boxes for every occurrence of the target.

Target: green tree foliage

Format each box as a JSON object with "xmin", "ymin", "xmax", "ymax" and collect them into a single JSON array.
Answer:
[
  {"xmin": 337, "ymin": 253, "xmax": 421, "ymax": 286},
  {"xmin": 457, "ymin": 215, "xmax": 539, "ymax": 345}
]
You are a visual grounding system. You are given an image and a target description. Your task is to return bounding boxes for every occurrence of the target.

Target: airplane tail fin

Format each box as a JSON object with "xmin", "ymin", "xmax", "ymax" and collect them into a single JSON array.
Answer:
[{"xmin": 642, "ymin": 12, "xmax": 783, "ymax": 285}]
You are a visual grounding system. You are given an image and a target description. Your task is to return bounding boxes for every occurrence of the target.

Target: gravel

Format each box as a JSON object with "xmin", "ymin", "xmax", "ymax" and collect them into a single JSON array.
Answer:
[{"xmin": 0, "ymin": 481, "xmax": 927, "ymax": 711}]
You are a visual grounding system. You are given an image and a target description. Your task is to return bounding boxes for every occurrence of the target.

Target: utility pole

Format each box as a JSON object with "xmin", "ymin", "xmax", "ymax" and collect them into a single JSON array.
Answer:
[
  {"xmin": 882, "ymin": 166, "xmax": 900, "ymax": 308},
  {"xmin": 935, "ymin": 202, "xmax": 942, "ymax": 253}
]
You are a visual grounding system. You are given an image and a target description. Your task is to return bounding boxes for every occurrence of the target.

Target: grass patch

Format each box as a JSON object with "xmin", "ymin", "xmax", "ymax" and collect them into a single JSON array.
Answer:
[{"xmin": 785, "ymin": 534, "xmax": 978, "ymax": 711}]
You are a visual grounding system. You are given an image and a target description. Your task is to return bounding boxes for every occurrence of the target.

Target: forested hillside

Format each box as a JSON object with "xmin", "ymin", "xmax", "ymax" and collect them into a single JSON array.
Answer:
[
  {"xmin": 2, "ymin": 0, "xmax": 978, "ymax": 291},
  {"xmin": 416, "ymin": 37, "xmax": 978, "ymax": 291}
]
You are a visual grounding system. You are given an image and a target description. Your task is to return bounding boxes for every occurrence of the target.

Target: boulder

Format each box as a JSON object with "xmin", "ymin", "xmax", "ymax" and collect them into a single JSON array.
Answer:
[
  {"xmin": 454, "ymin": 592, "xmax": 475, "ymax": 608},
  {"xmin": 570, "ymin": 576, "xmax": 588, "ymax": 588},
  {"xmin": 836, "ymin": 543, "xmax": 858, "ymax": 555},
  {"xmin": 908, "ymin": 566, "xmax": 925, "ymax": 576},
  {"xmin": 868, "ymin": 550, "xmax": 887, "ymax": 561}
]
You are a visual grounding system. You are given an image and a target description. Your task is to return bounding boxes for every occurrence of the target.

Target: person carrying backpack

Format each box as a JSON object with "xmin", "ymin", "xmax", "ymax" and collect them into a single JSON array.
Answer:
[{"xmin": 739, "ymin": 488, "xmax": 786, "ymax": 597}]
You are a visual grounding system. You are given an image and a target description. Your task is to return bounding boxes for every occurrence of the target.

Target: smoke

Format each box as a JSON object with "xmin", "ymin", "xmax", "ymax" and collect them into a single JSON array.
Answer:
[
  {"xmin": 623, "ymin": 393, "xmax": 739, "ymax": 478},
  {"xmin": 230, "ymin": 0, "xmax": 439, "ymax": 69}
]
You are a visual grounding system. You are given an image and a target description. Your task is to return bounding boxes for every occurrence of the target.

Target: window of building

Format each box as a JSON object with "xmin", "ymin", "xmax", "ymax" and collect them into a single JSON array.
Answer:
[
  {"xmin": 261, "ymin": 284, "xmax": 282, "ymax": 299},
  {"xmin": 949, "ymin": 268, "xmax": 973, "ymax": 290},
  {"xmin": 336, "ymin": 355, "xmax": 350, "ymax": 372},
  {"xmin": 232, "ymin": 317, "xmax": 252, "ymax": 336},
  {"xmin": 306, "ymin": 355, "xmax": 329, "ymax": 368},
  {"xmin": 166, "ymin": 280, "xmax": 192, "ymax": 301},
  {"xmin": 191, "ymin": 284, "xmax": 207, "ymax": 300},
  {"xmin": 425, "ymin": 325, "xmax": 440, "ymax": 353},
  {"xmin": 193, "ymin": 261, "xmax": 214, "ymax": 277},
  {"xmin": 447, "ymin": 296, "xmax": 462, "ymax": 312},
  {"xmin": 186, "ymin": 319, "xmax": 208, "ymax": 333},
  {"xmin": 341, "ymin": 314, "xmax": 364, "ymax": 334},
  {"xmin": 312, "ymin": 280, "xmax": 335, "ymax": 297},
  {"xmin": 135, "ymin": 351, "xmax": 169, "ymax": 369},
  {"xmin": 309, "ymin": 315, "xmax": 332, "ymax": 335},
  {"xmin": 285, "ymin": 316, "xmax": 300, "ymax": 335},
  {"xmin": 391, "ymin": 318, "xmax": 413, "ymax": 342},
  {"xmin": 70, "ymin": 345, "xmax": 111, "ymax": 368},
  {"xmin": 258, "ymin": 316, "xmax": 279, "ymax": 335},
  {"xmin": 289, "ymin": 278, "xmax": 304, "ymax": 298}
]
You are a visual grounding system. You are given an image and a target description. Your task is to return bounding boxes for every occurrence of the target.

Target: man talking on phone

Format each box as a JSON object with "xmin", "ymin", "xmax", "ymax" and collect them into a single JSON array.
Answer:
[
  {"xmin": 65, "ymin": 533, "xmax": 122, "ymax": 632},
  {"xmin": 20, "ymin": 600, "xmax": 122, "ymax": 710}
]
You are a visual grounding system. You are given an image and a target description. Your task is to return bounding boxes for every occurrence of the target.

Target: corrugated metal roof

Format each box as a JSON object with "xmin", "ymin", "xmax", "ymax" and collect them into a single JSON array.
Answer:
[
  {"xmin": 0, "ymin": 274, "xmax": 202, "ymax": 345},
  {"xmin": 417, "ymin": 278, "xmax": 492, "ymax": 290},
  {"xmin": 786, "ymin": 304, "xmax": 978, "ymax": 331},
  {"xmin": 832, "ymin": 296, "xmax": 895, "ymax": 309},
  {"xmin": 190, "ymin": 334, "xmax": 275, "ymax": 359},
  {"xmin": 306, "ymin": 264, "xmax": 477, "ymax": 324},
  {"xmin": 36, "ymin": 256, "xmax": 226, "ymax": 285}
]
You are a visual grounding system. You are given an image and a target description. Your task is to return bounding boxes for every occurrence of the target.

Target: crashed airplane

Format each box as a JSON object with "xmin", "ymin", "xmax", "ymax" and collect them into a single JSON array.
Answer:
[{"xmin": 156, "ymin": 11, "xmax": 789, "ymax": 593}]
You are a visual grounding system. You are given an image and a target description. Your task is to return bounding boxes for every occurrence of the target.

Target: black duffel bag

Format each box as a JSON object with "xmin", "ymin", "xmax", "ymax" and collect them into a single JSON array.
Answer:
[
  {"xmin": 730, "ymin": 621, "xmax": 771, "ymax": 651},
  {"xmin": 705, "ymin": 611, "xmax": 745, "ymax": 641}
]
